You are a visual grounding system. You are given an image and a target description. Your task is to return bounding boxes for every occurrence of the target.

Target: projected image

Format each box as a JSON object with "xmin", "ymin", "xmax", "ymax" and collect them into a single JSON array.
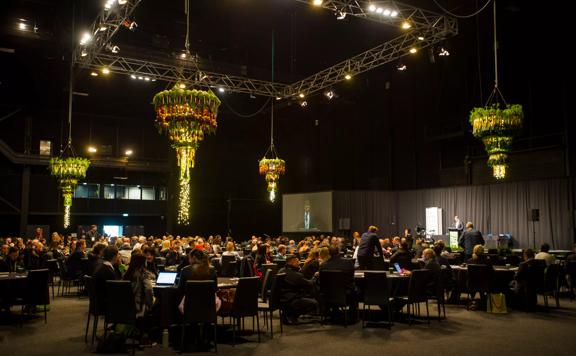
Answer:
[
  {"xmin": 283, "ymin": 191, "xmax": 332, "ymax": 232},
  {"xmin": 103, "ymin": 225, "xmax": 123, "ymax": 238}
]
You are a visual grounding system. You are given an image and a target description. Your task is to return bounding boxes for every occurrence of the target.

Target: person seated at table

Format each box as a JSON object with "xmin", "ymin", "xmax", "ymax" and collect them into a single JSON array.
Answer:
[
  {"xmin": 253, "ymin": 243, "xmax": 271, "ymax": 275},
  {"xmin": 512, "ymin": 249, "xmax": 544, "ymax": 310},
  {"xmin": 414, "ymin": 238, "xmax": 425, "ymax": 259},
  {"xmin": 390, "ymin": 241, "xmax": 412, "ymax": 271},
  {"xmin": 566, "ymin": 243, "xmax": 576, "ymax": 262},
  {"xmin": 143, "ymin": 246, "xmax": 158, "ymax": 276},
  {"xmin": 123, "ymin": 253, "xmax": 155, "ymax": 316},
  {"xmin": 221, "ymin": 241, "xmax": 240, "ymax": 259},
  {"xmin": 466, "ymin": 245, "xmax": 492, "ymax": 265},
  {"xmin": 0, "ymin": 244, "xmax": 8, "ymax": 260},
  {"xmin": 422, "ymin": 248, "xmax": 441, "ymax": 294},
  {"xmin": 301, "ymin": 249, "xmax": 320, "ymax": 279},
  {"xmin": 278, "ymin": 255, "xmax": 319, "ymax": 324},
  {"xmin": 85, "ymin": 243, "xmax": 106, "ymax": 277},
  {"xmin": 535, "ymin": 243, "xmax": 556, "ymax": 266},
  {"xmin": 23, "ymin": 240, "xmax": 44, "ymax": 270},
  {"xmin": 179, "ymin": 249, "xmax": 216, "ymax": 293},
  {"xmin": 67, "ymin": 239, "xmax": 87, "ymax": 277},
  {"xmin": 0, "ymin": 246, "xmax": 20, "ymax": 272},
  {"xmin": 274, "ymin": 244, "xmax": 287, "ymax": 261},
  {"xmin": 92, "ymin": 246, "xmax": 121, "ymax": 309},
  {"xmin": 165, "ymin": 242, "xmax": 181, "ymax": 267}
]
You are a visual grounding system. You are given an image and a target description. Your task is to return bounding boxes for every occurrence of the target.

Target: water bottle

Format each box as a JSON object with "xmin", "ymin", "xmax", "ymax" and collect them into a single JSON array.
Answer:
[{"xmin": 162, "ymin": 329, "xmax": 169, "ymax": 348}]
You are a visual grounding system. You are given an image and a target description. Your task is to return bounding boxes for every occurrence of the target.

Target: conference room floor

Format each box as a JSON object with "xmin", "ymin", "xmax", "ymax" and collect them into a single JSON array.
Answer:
[{"xmin": 1, "ymin": 295, "xmax": 576, "ymax": 356}]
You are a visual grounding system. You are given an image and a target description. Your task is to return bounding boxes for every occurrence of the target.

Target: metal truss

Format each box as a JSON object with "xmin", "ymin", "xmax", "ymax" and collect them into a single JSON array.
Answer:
[
  {"xmin": 74, "ymin": 0, "xmax": 458, "ymax": 98},
  {"xmin": 293, "ymin": 1, "xmax": 458, "ymax": 31},
  {"xmin": 75, "ymin": 0, "xmax": 142, "ymax": 66}
]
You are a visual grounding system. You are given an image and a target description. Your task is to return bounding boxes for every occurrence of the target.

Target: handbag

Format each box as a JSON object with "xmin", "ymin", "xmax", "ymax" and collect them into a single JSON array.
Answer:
[{"xmin": 487, "ymin": 293, "xmax": 507, "ymax": 314}]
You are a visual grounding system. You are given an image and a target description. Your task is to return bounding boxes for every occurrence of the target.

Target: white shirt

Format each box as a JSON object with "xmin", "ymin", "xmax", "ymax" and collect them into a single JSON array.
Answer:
[{"xmin": 535, "ymin": 252, "xmax": 556, "ymax": 266}]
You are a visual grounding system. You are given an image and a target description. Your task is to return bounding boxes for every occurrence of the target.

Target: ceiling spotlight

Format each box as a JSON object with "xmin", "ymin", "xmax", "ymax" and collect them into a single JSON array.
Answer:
[
  {"xmin": 125, "ymin": 149, "xmax": 133, "ymax": 156},
  {"xmin": 299, "ymin": 93, "xmax": 305, "ymax": 98},
  {"xmin": 325, "ymin": 90, "xmax": 334, "ymax": 100},
  {"xmin": 180, "ymin": 52, "xmax": 187, "ymax": 59},
  {"xmin": 18, "ymin": 22, "xmax": 27, "ymax": 31},
  {"xmin": 275, "ymin": 97, "xmax": 282, "ymax": 101},
  {"xmin": 376, "ymin": 8, "xmax": 383, "ymax": 14},
  {"xmin": 151, "ymin": 78, "xmax": 156, "ymax": 82},
  {"xmin": 138, "ymin": 76, "xmax": 144, "ymax": 80},
  {"xmin": 336, "ymin": 11, "xmax": 346, "ymax": 20},
  {"xmin": 300, "ymin": 101, "xmax": 308, "ymax": 107},
  {"xmin": 118, "ymin": 0, "xmax": 128, "ymax": 4},
  {"xmin": 344, "ymin": 74, "xmax": 352, "ymax": 80},
  {"xmin": 109, "ymin": 45, "xmax": 120, "ymax": 53},
  {"xmin": 99, "ymin": 25, "xmax": 108, "ymax": 32},
  {"xmin": 383, "ymin": 9, "xmax": 391, "ymax": 16},
  {"xmin": 368, "ymin": 5, "xmax": 376, "ymax": 12},
  {"xmin": 80, "ymin": 49, "xmax": 88, "ymax": 57},
  {"xmin": 218, "ymin": 87, "xmax": 225, "ymax": 93},
  {"xmin": 144, "ymin": 77, "xmax": 150, "ymax": 81},
  {"xmin": 397, "ymin": 64, "xmax": 407, "ymax": 71},
  {"xmin": 390, "ymin": 11, "xmax": 398, "ymax": 17},
  {"xmin": 104, "ymin": 0, "xmax": 115, "ymax": 10},
  {"xmin": 130, "ymin": 74, "xmax": 136, "ymax": 79},
  {"xmin": 401, "ymin": 21, "xmax": 412, "ymax": 30},
  {"xmin": 88, "ymin": 146, "xmax": 97, "ymax": 153},
  {"xmin": 313, "ymin": 0, "xmax": 323, "ymax": 6},
  {"xmin": 409, "ymin": 47, "xmax": 418, "ymax": 54},
  {"xmin": 179, "ymin": 83, "xmax": 186, "ymax": 89},
  {"xmin": 80, "ymin": 32, "xmax": 92, "ymax": 45},
  {"xmin": 90, "ymin": 72, "xmax": 98, "ymax": 77},
  {"xmin": 122, "ymin": 20, "xmax": 137, "ymax": 31},
  {"xmin": 418, "ymin": 36, "xmax": 425, "ymax": 41},
  {"xmin": 101, "ymin": 67, "xmax": 110, "ymax": 75},
  {"xmin": 439, "ymin": 47, "xmax": 450, "ymax": 56}
]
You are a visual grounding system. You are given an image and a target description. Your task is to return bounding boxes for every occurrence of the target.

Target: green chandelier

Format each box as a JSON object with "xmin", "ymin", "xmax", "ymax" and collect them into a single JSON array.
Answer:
[{"xmin": 152, "ymin": 84, "xmax": 221, "ymax": 225}]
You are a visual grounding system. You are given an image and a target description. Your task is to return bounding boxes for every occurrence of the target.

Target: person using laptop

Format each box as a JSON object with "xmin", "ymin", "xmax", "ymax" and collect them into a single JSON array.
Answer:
[{"xmin": 178, "ymin": 249, "xmax": 216, "ymax": 293}]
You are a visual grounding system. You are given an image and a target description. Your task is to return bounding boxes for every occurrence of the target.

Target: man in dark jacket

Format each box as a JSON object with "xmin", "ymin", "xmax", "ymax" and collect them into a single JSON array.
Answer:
[
  {"xmin": 458, "ymin": 222, "xmax": 485, "ymax": 258},
  {"xmin": 319, "ymin": 247, "xmax": 358, "ymax": 322},
  {"xmin": 357, "ymin": 226, "xmax": 384, "ymax": 270},
  {"xmin": 278, "ymin": 255, "xmax": 318, "ymax": 324},
  {"xmin": 92, "ymin": 246, "xmax": 120, "ymax": 310}
]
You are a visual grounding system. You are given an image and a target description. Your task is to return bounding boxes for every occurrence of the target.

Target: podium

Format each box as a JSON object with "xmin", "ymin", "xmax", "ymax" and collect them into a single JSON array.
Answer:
[{"xmin": 448, "ymin": 228, "xmax": 460, "ymax": 250}]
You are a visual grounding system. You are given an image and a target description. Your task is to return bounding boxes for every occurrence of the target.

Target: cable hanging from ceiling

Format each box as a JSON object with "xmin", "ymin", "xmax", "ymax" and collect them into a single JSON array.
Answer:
[{"xmin": 432, "ymin": 0, "xmax": 492, "ymax": 19}]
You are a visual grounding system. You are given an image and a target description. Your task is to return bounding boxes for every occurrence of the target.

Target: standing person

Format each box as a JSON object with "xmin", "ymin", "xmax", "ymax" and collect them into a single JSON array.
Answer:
[
  {"xmin": 86, "ymin": 225, "xmax": 100, "ymax": 247},
  {"xmin": 351, "ymin": 232, "xmax": 361, "ymax": 249},
  {"xmin": 403, "ymin": 228, "xmax": 414, "ymax": 250},
  {"xmin": 458, "ymin": 222, "xmax": 485, "ymax": 259},
  {"xmin": 453, "ymin": 216, "xmax": 464, "ymax": 231},
  {"xmin": 356, "ymin": 226, "xmax": 384, "ymax": 270}
]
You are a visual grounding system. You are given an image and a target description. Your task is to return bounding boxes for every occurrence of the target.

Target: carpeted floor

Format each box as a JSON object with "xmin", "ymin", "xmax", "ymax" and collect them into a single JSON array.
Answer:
[{"xmin": 1, "ymin": 294, "xmax": 576, "ymax": 356}]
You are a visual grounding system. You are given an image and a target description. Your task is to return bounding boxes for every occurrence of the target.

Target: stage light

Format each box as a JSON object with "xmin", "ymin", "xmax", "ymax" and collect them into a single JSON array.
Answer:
[
  {"xmin": 336, "ymin": 11, "xmax": 346, "ymax": 20},
  {"xmin": 104, "ymin": 0, "xmax": 115, "ymax": 10},
  {"xmin": 439, "ymin": 47, "xmax": 450, "ymax": 56},
  {"xmin": 90, "ymin": 72, "xmax": 98, "ymax": 77},
  {"xmin": 108, "ymin": 45, "xmax": 119, "ymax": 53},
  {"xmin": 276, "ymin": 97, "xmax": 282, "ymax": 101},
  {"xmin": 88, "ymin": 146, "xmax": 97, "ymax": 153},
  {"xmin": 179, "ymin": 83, "xmax": 186, "ymax": 89},
  {"xmin": 80, "ymin": 32, "xmax": 92, "ymax": 45},
  {"xmin": 383, "ymin": 9, "xmax": 391, "ymax": 16},
  {"xmin": 81, "ymin": 49, "xmax": 88, "ymax": 57},
  {"xmin": 118, "ymin": 0, "xmax": 128, "ymax": 5},
  {"xmin": 180, "ymin": 52, "xmax": 187, "ymax": 59},
  {"xmin": 325, "ymin": 90, "xmax": 334, "ymax": 100},
  {"xmin": 18, "ymin": 22, "xmax": 27, "ymax": 31},
  {"xmin": 397, "ymin": 64, "xmax": 407, "ymax": 71},
  {"xmin": 376, "ymin": 8, "xmax": 383, "ymax": 14},
  {"xmin": 299, "ymin": 93, "xmax": 305, "ymax": 98},
  {"xmin": 101, "ymin": 67, "xmax": 110, "ymax": 75},
  {"xmin": 300, "ymin": 101, "xmax": 308, "ymax": 107},
  {"xmin": 313, "ymin": 0, "xmax": 323, "ymax": 6},
  {"xmin": 144, "ymin": 77, "xmax": 150, "ymax": 81},
  {"xmin": 344, "ymin": 74, "xmax": 352, "ymax": 80},
  {"xmin": 122, "ymin": 213, "xmax": 129, "ymax": 217},
  {"xmin": 130, "ymin": 74, "xmax": 136, "ymax": 79},
  {"xmin": 125, "ymin": 149, "xmax": 133, "ymax": 156},
  {"xmin": 99, "ymin": 25, "xmax": 108, "ymax": 32},
  {"xmin": 137, "ymin": 76, "xmax": 144, "ymax": 80},
  {"xmin": 402, "ymin": 21, "xmax": 412, "ymax": 30},
  {"xmin": 129, "ymin": 21, "xmax": 137, "ymax": 31},
  {"xmin": 409, "ymin": 47, "xmax": 417, "ymax": 54},
  {"xmin": 391, "ymin": 11, "xmax": 398, "ymax": 17},
  {"xmin": 418, "ymin": 36, "xmax": 425, "ymax": 41},
  {"xmin": 368, "ymin": 5, "xmax": 376, "ymax": 12},
  {"xmin": 218, "ymin": 87, "xmax": 225, "ymax": 93}
]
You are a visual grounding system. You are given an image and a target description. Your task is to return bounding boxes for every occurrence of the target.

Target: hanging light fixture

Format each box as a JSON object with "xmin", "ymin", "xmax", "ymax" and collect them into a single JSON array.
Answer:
[
  {"xmin": 259, "ymin": 33, "xmax": 285, "ymax": 203},
  {"xmin": 50, "ymin": 6, "xmax": 90, "ymax": 228},
  {"xmin": 469, "ymin": 0, "xmax": 523, "ymax": 179},
  {"xmin": 151, "ymin": 0, "xmax": 221, "ymax": 225}
]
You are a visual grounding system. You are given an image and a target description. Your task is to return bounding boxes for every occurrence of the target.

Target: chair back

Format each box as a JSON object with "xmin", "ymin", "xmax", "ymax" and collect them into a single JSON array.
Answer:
[
  {"xmin": 46, "ymin": 259, "xmax": 59, "ymax": 279},
  {"xmin": 407, "ymin": 269, "xmax": 433, "ymax": 303},
  {"xmin": 221, "ymin": 260, "xmax": 237, "ymax": 277},
  {"xmin": 239, "ymin": 256, "xmax": 255, "ymax": 277},
  {"xmin": 363, "ymin": 272, "xmax": 389, "ymax": 305},
  {"xmin": 183, "ymin": 280, "xmax": 217, "ymax": 323},
  {"xmin": 319, "ymin": 270, "xmax": 347, "ymax": 307},
  {"xmin": 262, "ymin": 263, "xmax": 278, "ymax": 277},
  {"xmin": 25, "ymin": 269, "xmax": 50, "ymax": 305},
  {"xmin": 505, "ymin": 255, "xmax": 520, "ymax": 267},
  {"xmin": 268, "ymin": 273, "xmax": 286, "ymax": 310},
  {"xmin": 232, "ymin": 276, "xmax": 259, "ymax": 317},
  {"xmin": 105, "ymin": 280, "xmax": 136, "ymax": 325},
  {"xmin": 260, "ymin": 268, "xmax": 277, "ymax": 302},
  {"xmin": 566, "ymin": 261, "xmax": 576, "ymax": 285},
  {"xmin": 466, "ymin": 264, "xmax": 492, "ymax": 294},
  {"xmin": 543, "ymin": 264, "xmax": 561, "ymax": 293},
  {"xmin": 84, "ymin": 275, "xmax": 98, "ymax": 315}
]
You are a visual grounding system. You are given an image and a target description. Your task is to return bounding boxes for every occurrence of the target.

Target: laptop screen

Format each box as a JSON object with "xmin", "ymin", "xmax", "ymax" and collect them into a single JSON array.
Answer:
[
  {"xmin": 156, "ymin": 272, "xmax": 177, "ymax": 285},
  {"xmin": 394, "ymin": 263, "xmax": 403, "ymax": 273}
]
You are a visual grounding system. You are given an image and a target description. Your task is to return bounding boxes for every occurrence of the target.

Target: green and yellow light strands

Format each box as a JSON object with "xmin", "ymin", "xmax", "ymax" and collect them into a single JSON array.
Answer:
[
  {"xmin": 49, "ymin": 153, "xmax": 90, "ymax": 228},
  {"xmin": 469, "ymin": 0, "xmax": 523, "ymax": 179},
  {"xmin": 152, "ymin": 84, "xmax": 221, "ymax": 224}
]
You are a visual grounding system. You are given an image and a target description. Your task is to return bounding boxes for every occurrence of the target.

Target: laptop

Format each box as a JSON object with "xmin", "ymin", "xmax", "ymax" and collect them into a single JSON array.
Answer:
[
  {"xmin": 393, "ymin": 262, "xmax": 404, "ymax": 274},
  {"xmin": 155, "ymin": 271, "xmax": 177, "ymax": 287}
]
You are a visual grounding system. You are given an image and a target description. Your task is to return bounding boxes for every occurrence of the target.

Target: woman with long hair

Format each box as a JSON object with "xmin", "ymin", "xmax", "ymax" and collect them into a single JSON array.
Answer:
[
  {"xmin": 301, "ymin": 249, "xmax": 320, "ymax": 279},
  {"xmin": 123, "ymin": 253, "xmax": 155, "ymax": 316}
]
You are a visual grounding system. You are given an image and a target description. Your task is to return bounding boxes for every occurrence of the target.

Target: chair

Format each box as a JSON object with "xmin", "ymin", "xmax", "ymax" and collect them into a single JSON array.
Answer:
[
  {"xmin": 540, "ymin": 264, "xmax": 561, "ymax": 308},
  {"xmin": 428, "ymin": 272, "xmax": 447, "ymax": 321},
  {"xmin": 258, "ymin": 273, "xmax": 286, "ymax": 338},
  {"xmin": 20, "ymin": 269, "xmax": 50, "ymax": 324},
  {"xmin": 362, "ymin": 272, "xmax": 392, "ymax": 328},
  {"xmin": 466, "ymin": 264, "xmax": 492, "ymax": 309},
  {"xmin": 401, "ymin": 270, "xmax": 433, "ymax": 325},
  {"xmin": 259, "ymin": 268, "xmax": 276, "ymax": 303},
  {"xmin": 104, "ymin": 280, "xmax": 138, "ymax": 354},
  {"xmin": 45, "ymin": 259, "xmax": 59, "ymax": 299},
  {"xmin": 84, "ymin": 275, "xmax": 107, "ymax": 344},
  {"xmin": 505, "ymin": 255, "xmax": 521, "ymax": 267},
  {"xmin": 219, "ymin": 276, "xmax": 260, "ymax": 344},
  {"xmin": 221, "ymin": 255, "xmax": 237, "ymax": 277},
  {"xmin": 261, "ymin": 264, "xmax": 278, "ymax": 285},
  {"xmin": 239, "ymin": 256, "xmax": 255, "ymax": 277},
  {"xmin": 319, "ymin": 270, "xmax": 349, "ymax": 327},
  {"xmin": 566, "ymin": 261, "xmax": 576, "ymax": 299},
  {"xmin": 57, "ymin": 258, "xmax": 78, "ymax": 296},
  {"xmin": 181, "ymin": 280, "xmax": 218, "ymax": 353}
]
